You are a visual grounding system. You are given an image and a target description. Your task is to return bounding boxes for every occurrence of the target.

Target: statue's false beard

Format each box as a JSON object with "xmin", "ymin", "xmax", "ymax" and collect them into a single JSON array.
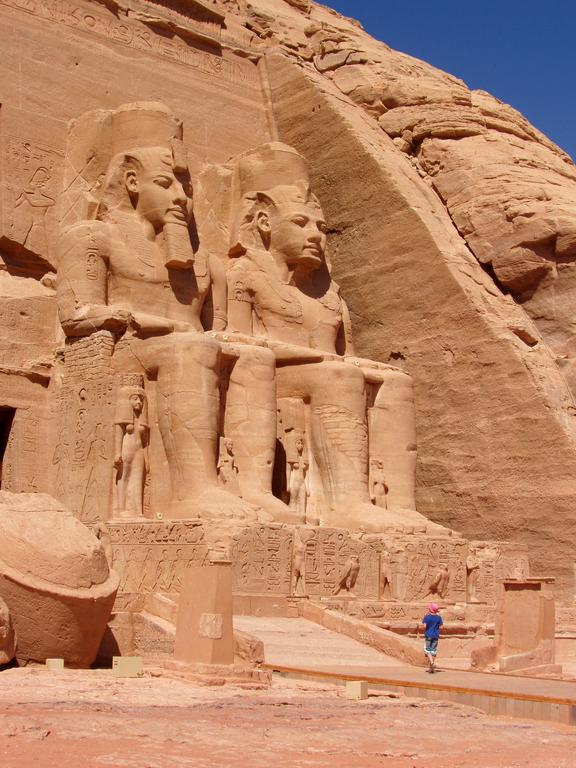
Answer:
[{"xmin": 162, "ymin": 221, "xmax": 195, "ymax": 270}]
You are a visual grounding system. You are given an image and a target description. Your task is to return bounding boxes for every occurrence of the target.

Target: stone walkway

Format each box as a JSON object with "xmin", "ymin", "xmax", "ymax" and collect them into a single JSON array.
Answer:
[{"xmin": 234, "ymin": 615, "xmax": 576, "ymax": 724}]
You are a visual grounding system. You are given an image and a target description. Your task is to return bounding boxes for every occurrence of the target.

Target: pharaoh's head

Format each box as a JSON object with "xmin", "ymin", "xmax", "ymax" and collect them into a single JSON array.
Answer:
[
  {"xmin": 253, "ymin": 186, "xmax": 327, "ymax": 271},
  {"xmin": 101, "ymin": 147, "xmax": 192, "ymax": 234},
  {"xmin": 230, "ymin": 142, "xmax": 329, "ymax": 273},
  {"xmin": 62, "ymin": 102, "xmax": 197, "ymax": 269}
]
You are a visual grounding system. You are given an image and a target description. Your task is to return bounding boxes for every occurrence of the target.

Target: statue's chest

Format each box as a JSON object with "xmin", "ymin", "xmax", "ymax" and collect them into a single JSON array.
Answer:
[
  {"xmin": 108, "ymin": 247, "xmax": 210, "ymax": 303},
  {"xmin": 254, "ymin": 278, "xmax": 342, "ymax": 330}
]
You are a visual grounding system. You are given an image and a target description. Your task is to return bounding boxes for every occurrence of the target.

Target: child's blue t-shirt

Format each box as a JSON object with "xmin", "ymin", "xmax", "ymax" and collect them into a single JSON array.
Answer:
[{"xmin": 422, "ymin": 613, "xmax": 443, "ymax": 639}]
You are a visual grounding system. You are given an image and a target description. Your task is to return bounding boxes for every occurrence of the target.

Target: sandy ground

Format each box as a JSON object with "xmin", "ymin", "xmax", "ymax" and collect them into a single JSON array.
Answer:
[{"xmin": 0, "ymin": 668, "xmax": 574, "ymax": 767}]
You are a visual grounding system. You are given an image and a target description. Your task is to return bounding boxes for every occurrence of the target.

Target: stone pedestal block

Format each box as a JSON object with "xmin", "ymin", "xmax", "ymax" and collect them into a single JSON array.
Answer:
[{"xmin": 174, "ymin": 559, "xmax": 234, "ymax": 666}]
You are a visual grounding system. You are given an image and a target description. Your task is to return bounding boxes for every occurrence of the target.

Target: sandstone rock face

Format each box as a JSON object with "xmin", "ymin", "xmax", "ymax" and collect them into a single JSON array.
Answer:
[
  {"xmin": 0, "ymin": 492, "xmax": 118, "ymax": 666},
  {"xmin": 0, "ymin": 0, "xmax": 575, "ymax": 600},
  {"xmin": 0, "ymin": 597, "xmax": 16, "ymax": 665}
]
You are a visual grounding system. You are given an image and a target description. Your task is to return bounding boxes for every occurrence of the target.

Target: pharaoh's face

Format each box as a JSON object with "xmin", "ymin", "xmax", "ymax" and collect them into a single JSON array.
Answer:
[
  {"xmin": 263, "ymin": 200, "xmax": 327, "ymax": 270},
  {"xmin": 126, "ymin": 149, "xmax": 192, "ymax": 233}
]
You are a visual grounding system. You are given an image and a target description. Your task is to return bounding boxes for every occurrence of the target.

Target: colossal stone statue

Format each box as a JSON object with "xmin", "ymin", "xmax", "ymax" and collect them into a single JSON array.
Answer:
[
  {"xmin": 56, "ymin": 105, "xmax": 441, "ymax": 535},
  {"xmin": 225, "ymin": 142, "xmax": 446, "ymax": 534},
  {"xmin": 56, "ymin": 102, "xmax": 286, "ymax": 525}
]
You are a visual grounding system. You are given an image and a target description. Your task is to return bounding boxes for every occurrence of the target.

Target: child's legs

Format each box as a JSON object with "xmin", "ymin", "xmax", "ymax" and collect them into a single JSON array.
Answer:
[{"xmin": 424, "ymin": 637, "xmax": 438, "ymax": 665}]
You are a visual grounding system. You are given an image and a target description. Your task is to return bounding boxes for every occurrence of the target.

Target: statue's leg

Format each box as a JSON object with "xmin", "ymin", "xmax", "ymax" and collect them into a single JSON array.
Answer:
[
  {"xmin": 277, "ymin": 361, "xmax": 447, "ymax": 534},
  {"xmin": 115, "ymin": 335, "xmax": 260, "ymax": 523},
  {"xmin": 223, "ymin": 344, "xmax": 298, "ymax": 523},
  {"xmin": 155, "ymin": 334, "xmax": 221, "ymax": 500},
  {"xmin": 368, "ymin": 367, "xmax": 417, "ymax": 512},
  {"xmin": 277, "ymin": 361, "xmax": 378, "ymax": 529}
]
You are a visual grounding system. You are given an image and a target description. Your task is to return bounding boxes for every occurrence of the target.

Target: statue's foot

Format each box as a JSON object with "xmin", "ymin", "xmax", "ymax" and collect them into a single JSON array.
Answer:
[
  {"xmin": 110, "ymin": 510, "xmax": 146, "ymax": 522},
  {"xmin": 394, "ymin": 508, "xmax": 455, "ymax": 537},
  {"xmin": 168, "ymin": 487, "xmax": 261, "ymax": 524},
  {"xmin": 241, "ymin": 491, "xmax": 305, "ymax": 525},
  {"xmin": 326, "ymin": 503, "xmax": 454, "ymax": 536}
]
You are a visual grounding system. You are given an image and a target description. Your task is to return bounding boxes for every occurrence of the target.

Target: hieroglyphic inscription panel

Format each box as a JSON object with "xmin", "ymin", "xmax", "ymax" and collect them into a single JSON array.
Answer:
[
  {"xmin": 231, "ymin": 526, "xmax": 379, "ymax": 599},
  {"xmin": 362, "ymin": 534, "xmax": 468, "ymax": 603},
  {"xmin": 231, "ymin": 526, "xmax": 293, "ymax": 595},
  {"xmin": 471, "ymin": 541, "xmax": 530, "ymax": 605},
  {"xmin": 557, "ymin": 607, "xmax": 576, "ymax": 630},
  {"xmin": 1, "ymin": 405, "xmax": 44, "ymax": 492},
  {"xmin": 107, "ymin": 521, "xmax": 208, "ymax": 593},
  {"xmin": 402, "ymin": 536, "xmax": 467, "ymax": 602},
  {"xmin": 54, "ymin": 331, "xmax": 115, "ymax": 523},
  {"xmin": 0, "ymin": 0, "xmax": 257, "ymax": 87}
]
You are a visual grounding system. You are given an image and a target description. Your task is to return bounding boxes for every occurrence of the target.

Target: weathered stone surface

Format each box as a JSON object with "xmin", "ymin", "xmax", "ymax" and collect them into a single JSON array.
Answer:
[
  {"xmin": 0, "ymin": 0, "xmax": 576, "ymax": 606},
  {"xmin": 0, "ymin": 597, "xmax": 16, "ymax": 665},
  {"xmin": 0, "ymin": 492, "xmax": 118, "ymax": 666}
]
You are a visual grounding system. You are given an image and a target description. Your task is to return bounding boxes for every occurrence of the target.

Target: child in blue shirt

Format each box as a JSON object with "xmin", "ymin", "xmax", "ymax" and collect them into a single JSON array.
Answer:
[{"xmin": 422, "ymin": 603, "xmax": 443, "ymax": 673}]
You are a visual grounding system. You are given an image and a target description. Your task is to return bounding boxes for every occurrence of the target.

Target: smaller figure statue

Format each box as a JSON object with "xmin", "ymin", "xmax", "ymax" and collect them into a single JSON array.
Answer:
[
  {"xmin": 217, "ymin": 437, "xmax": 240, "ymax": 494},
  {"xmin": 391, "ymin": 548, "xmax": 409, "ymax": 601},
  {"xmin": 287, "ymin": 433, "xmax": 310, "ymax": 521},
  {"xmin": 291, "ymin": 528, "xmax": 311, "ymax": 597},
  {"xmin": 333, "ymin": 555, "xmax": 360, "ymax": 597},
  {"xmin": 113, "ymin": 375, "xmax": 149, "ymax": 520},
  {"xmin": 94, "ymin": 521, "xmax": 113, "ymax": 566},
  {"xmin": 370, "ymin": 459, "xmax": 388, "ymax": 509},
  {"xmin": 466, "ymin": 552, "xmax": 481, "ymax": 603},
  {"xmin": 380, "ymin": 549, "xmax": 393, "ymax": 600},
  {"xmin": 428, "ymin": 563, "xmax": 450, "ymax": 599}
]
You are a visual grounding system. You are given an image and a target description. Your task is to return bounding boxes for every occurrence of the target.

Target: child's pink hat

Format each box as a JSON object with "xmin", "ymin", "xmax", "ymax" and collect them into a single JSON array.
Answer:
[{"xmin": 429, "ymin": 603, "xmax": 439, "ymax": 613}]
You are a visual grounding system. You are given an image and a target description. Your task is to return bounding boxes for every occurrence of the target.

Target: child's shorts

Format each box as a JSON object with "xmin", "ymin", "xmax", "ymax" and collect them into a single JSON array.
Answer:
[{"xmin": 424, "ymin": 637, "xmax": 438, "ymax": 656}]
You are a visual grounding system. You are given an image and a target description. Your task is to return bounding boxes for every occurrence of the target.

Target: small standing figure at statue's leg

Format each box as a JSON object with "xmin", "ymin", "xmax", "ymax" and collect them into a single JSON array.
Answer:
[
  {"xmin": 113, "ymin": 376, "xmax": 149, "ymax": 519},
  {"xmin": 370, "ymin": 459, "xmax": 388, "ymax": 508},
  {"xmin": 217, "ymin": 437, "xmax": 240, "ymax": 496},
  {"xmin": 287, "ymin": 433, "xmax": 310, "ymax": 522}
]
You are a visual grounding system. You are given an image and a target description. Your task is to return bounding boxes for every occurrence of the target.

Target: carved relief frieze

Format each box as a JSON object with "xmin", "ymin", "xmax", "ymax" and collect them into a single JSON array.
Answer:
[{"xmin": 106, "ymin": 520, "xmax": 208, "ymax": 593}]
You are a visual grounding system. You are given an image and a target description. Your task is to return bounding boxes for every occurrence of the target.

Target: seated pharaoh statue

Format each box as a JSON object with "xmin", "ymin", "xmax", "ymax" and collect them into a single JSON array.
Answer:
[
  {"xmin": 56, "ymin": 102, "xmax": 446, "ymax": 536},
  {"xmin": 222, "ymin": 143, "xmax": 449, "ymax": 535},
  {"xmin": 56, "ymin": 102, "xmax": 293, "ymax": 525}
]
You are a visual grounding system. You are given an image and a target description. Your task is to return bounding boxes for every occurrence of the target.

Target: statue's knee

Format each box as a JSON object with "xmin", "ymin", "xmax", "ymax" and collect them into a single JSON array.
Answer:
[
  {"xmin": 373, "ymin": 369, "xmax": 414, "ymax": 408},
  {"xmin": 324, "ymin": 361, "xmax": 365, "ymax": 391},
  {"xmin": 231, "ymin": 345, "xmax": 276, "ymax": 384},
  {"xmin": 183, "ymin": 334, "xmax": 221, "ymax": 368}
]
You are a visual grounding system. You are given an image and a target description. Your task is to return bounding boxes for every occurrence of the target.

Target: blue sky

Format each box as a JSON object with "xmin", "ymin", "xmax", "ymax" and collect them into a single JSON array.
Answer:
[{"xmin": 326, "ymin": 1, "xmax": 576, "ymax": 160}]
